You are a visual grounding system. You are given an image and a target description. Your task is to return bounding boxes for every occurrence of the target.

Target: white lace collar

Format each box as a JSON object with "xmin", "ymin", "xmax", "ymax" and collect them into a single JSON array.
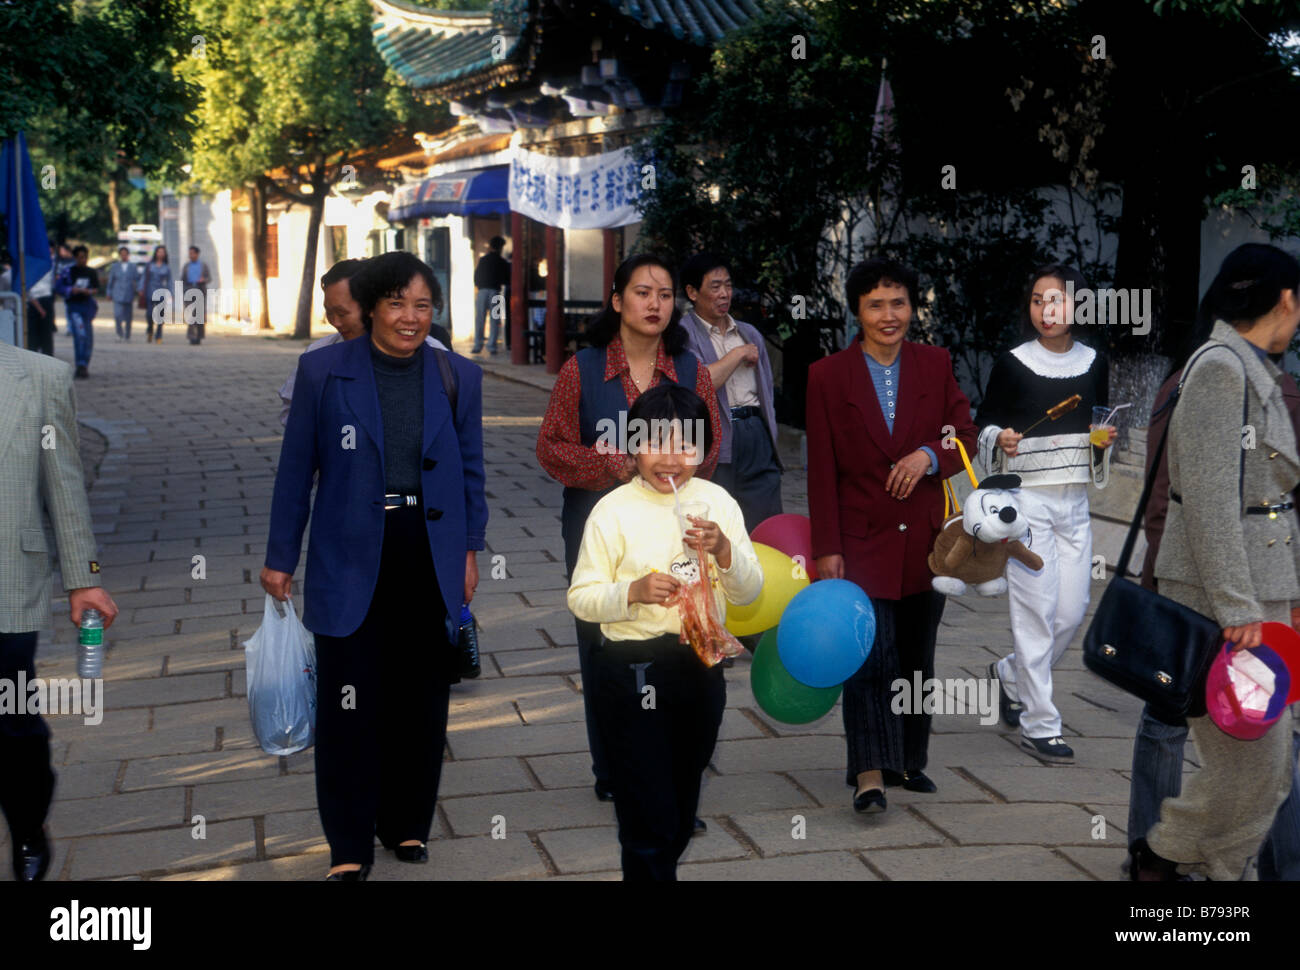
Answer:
[{"xmin": 1009, "ymin": 339, "xmax": 1096, "ymax": 378}]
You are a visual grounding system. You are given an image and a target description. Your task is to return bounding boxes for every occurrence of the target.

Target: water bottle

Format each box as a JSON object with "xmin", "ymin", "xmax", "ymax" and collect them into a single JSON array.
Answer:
[
  {"xmin": 78, "ymin": 608, "xmax": 104, "ymax": 679},
  {"xmin": 457, "ymin": 605, "xmax": 481, "ymax": 679}
]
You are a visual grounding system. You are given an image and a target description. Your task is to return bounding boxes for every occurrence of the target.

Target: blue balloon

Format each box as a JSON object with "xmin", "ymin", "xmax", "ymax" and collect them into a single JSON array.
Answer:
[{"xmin": 777, "ymin": 580, "xmax": 876, "ymax": 688}]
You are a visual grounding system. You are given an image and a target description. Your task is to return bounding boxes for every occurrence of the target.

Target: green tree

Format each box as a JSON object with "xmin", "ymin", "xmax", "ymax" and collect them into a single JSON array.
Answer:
[
  {"xmin": 187, "ymin": 0, "xmax": 437, "ymax": 336},
  {"xmin": 1, "ymin": 0, "xmax": 197, "ymax": 246}
]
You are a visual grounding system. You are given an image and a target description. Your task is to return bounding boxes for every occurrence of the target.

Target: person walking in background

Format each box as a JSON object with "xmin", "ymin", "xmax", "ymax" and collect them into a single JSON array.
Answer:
[
  {"xmin": 182, "ymin": 245, "xmax": 212, "ymax": 345},
  {"xmin": 54, "ymin": 244, "xmax": 73, "ymax": 336},
  {"xmin": 471, "ymin": 235, "xmax": 510, "ymax": 356},
  {"xmin": 55, "ymin": 245, "xmax": 99, "ymax": 379},
  {"xmin": 537, "ymin": 253, "xmax": 723, "ymax": 811},
  {"xmin": 0, "ymin": 338, "xmax": 120, "ymax": 880},
  {"xmin": 1131, "ymin": 244, "xmax": 1300, "ymax": 882},
  {"xmin": 806, "ymin": 258, "xmax": 978, "ymax": 813},
  {"xmin": 976, "ymin": 263, "xmax": 1115, "ymax": 766},
  {"xmin": 139, "ymin": 245, "xmax": 172, "ymax": 344},
  {"xmin": 262, "ymin": 251, "xmax": 487, "ymax": 880},
  {"xmin": 24, "ymin": 242, "xmax": 56, "ymax": 356},
  {"xmin": 680, "ymin": 252, "xmax": 783, "ymax": 533},
  {"xmin": 106, "ymin": 246, "xmax": 138, "ymax": 341},
  {"xmin": 277, "ymin": 259, "xmax": 449, "ymax": 427}
]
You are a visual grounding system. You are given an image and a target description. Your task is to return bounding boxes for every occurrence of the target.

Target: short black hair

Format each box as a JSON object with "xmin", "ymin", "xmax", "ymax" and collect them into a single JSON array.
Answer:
[
  {"xmin": 1202, "ymin": 243, "xmax": 1300, "ymax": 328},
  {"xmin": 681, "ymin": 252, "xmax": 730, "ymax": 294},
  {"xmin": 72, "ymin": 245, "xmax": 88, "ymax": 257},
  {"xmin": 1020, "ymin": 263, "xmax": 1090, "ymax": 340},
  {"xmin": 489, "ymin": 236, "xmax": 505, "ymax": 251},
  {"xmin": 586, "ymin": 253, "xmax": 688, "ymax": 356},
  {"xmin": 320, "ymin": 258, "xmax": 365, "ymax": 291},
  {"xmin": 349, "ymin": 251, "xmax": 443, "ymax": 331},
  {"xmin": 189, "ymin": 245, "xmax": 200, "ymax": 254},
  {"xmin": 118, "ymin": 246, "xmax": 129, "ymax": 254},
  {"xmin": 845, "ymin": 258, "xmax": 920, "ymax": 320},
  {"xmin": 625, "ymin": 382, "xmax": 714, "ymax": 459}
]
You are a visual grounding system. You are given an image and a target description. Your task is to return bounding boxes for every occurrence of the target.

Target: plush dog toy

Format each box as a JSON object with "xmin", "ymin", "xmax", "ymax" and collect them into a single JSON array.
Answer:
[{"xmin": 929, "ymin": 474, "xmax": 1043, "ymax": 596}]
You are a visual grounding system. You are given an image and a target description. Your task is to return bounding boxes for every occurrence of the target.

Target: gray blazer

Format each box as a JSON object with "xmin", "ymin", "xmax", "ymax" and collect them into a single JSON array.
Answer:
[
  {"xmin": 0, "ymin": 341, "xmax": 100, "ymax": 633},
  {"xmin": 106, "ymin": 260, "xmax": 139, "ymax": 304},
  {"xmin": 681, "ymin": 308, "xmax": 783, "ymax": 469},
  {"xmin": 1154, "ymin": 320, "xmax": 1300, "ymax": 626}
]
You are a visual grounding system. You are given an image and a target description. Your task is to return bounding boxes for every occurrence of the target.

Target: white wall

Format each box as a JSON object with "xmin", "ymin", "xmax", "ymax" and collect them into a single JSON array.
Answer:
[{"xmin": 564, "ymin": 228, "xmax": 604, "ymax": 302}]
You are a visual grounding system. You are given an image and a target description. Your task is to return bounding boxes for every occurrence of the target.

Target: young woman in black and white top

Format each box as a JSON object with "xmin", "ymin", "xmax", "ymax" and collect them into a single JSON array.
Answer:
[{"xmin": 975, "ymin": 264, "xmax": 1116, "ymax": 764}]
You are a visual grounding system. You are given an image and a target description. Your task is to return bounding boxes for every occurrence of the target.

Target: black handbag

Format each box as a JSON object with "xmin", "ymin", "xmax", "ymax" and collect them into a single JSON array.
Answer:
[{"xmin": 1082, "ymin": 344, "xmax": 1248, "ymax": 719}]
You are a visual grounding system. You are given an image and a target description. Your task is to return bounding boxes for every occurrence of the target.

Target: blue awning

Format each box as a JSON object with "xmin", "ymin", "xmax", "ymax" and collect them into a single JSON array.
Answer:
[{"xmin": 388, "ymin": 166, "xmax": 509, "ymax": 221}]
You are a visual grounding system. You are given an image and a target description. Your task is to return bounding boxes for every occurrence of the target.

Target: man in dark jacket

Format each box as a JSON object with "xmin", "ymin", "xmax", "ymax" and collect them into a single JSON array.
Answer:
[{"xmin": 471, "ymin": 236, "xmax": 510, "ymax": 355}]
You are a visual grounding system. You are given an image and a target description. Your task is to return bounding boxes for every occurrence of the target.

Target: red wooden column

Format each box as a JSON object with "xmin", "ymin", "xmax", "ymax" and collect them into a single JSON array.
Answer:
[
  {"xmin": 545, "ymin": 225, "xmax": 564, "ymax": 374},
  {"xmin": 509, "ymin": 211, "xmax": 526, "ymax": 365},
  {"xmin": 602, "ymin": 228, "xmax": 617, "ymax": 297}
]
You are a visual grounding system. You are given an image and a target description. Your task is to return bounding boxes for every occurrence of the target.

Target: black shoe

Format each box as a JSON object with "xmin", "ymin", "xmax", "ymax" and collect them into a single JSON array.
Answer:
[
  {"xmin": 901, "ymin": 770, "xmax": 938, "ymax": 793},
  {"xmin": 325, "ymin": 864, "xmax": 372, "ymax": 881},
  {"xmin": 1020, "ymin": 735, "xmax": 1075, "ymax": 764},
  {"xmin": 594, "ymin": 782, "xmax": 615, "ymax": 802},
  {"xmin": 74, "ymin": 365, "xmax": 88, "ymax": 379},
  {"xmin": 13, "ymin": 830, "xmax": 52, "ymax": 881},
  {"xmin": 693, "ymin": 817, "xmax": 707, "ymax": 836},
  {"xmin": 394, "ymin": 843, "xmax": 428, "ymax": 863},
  {"xmin": 853, "ymin": 788, "xmax": 886, "ymax": 814},
  {"xmin": 1129, "ymin": 839, "xmax": 1184, "ymax": 882},
  {"xmin": 990, "ymin": 662, "xmax": 1023, "ymax": 728}
]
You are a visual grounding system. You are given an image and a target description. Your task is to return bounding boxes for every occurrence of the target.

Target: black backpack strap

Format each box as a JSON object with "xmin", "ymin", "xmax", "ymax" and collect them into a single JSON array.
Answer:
[
  {"xmin": 435, "ymin": 348, "xmax": 457, "ymax": 417},
  {"xmin": 1116, "ymin": 342, "xmax": 1248, "ymax": 576}
]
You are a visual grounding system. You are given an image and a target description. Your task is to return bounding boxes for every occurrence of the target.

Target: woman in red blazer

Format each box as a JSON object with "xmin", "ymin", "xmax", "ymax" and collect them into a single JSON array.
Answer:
[{"xmin": 806, "ymin": 259, "xmax": 977, "ymax": 814}]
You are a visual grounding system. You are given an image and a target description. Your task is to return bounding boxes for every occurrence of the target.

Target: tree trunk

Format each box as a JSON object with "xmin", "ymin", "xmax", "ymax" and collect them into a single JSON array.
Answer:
[
  {"xmin": 251, "ymin": 175, "xmax": 272, "ymax": 330},
  {"xmin": 106, "ymin": 172, "xmax": 121, "ymax": 236},
  {"xmin": 293, "ymin": 160, "xmax": 328, "ymax": 340}
]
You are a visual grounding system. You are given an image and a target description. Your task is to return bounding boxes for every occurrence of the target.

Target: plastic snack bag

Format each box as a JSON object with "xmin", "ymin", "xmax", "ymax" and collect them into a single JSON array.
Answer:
[
  {"xmin": 243, "ymin": 594, "xmax": 318, "ymax": 755},
  {"xmin": 666, "ymin": 543, "xmax": 746, "ymax": 667}
]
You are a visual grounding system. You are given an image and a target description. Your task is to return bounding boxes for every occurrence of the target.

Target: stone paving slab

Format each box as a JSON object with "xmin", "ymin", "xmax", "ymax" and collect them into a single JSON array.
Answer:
[
  {"xmin": 680, "ymin": 851, "xmax": 878, "ymax": 881},
  {"xmin": 866, "ymin": 844, "xmax": 1091, "ymax": 881},
  {"xmin": 539, "ymin": 825, "xmax": 747, "ymax": 874},
  {"xmin": 731, "ymin": 805, "xmax": 946, "ymax": 856},
  {"xmin": 64, "ymin": 820, "xmax": 258, "ymax": 880}
]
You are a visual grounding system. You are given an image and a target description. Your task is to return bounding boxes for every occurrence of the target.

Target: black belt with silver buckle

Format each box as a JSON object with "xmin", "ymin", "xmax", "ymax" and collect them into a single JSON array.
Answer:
[
  {"xmin": 730, "ymin": 405, "xmax": 761, "ymax": 420},
  {"xmin": 383, "ymin": 493, "xmax": 421, "ymax": 510},
  {"xmin": 1169, "ymin": 490, "xmax": 1294, "ymax": 515}
]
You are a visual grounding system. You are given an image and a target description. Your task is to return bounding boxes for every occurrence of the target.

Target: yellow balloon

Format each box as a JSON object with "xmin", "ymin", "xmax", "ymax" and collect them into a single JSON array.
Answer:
[{"xmin": 725, "ymin": 542, "xmax": 810, "ymax": 637}]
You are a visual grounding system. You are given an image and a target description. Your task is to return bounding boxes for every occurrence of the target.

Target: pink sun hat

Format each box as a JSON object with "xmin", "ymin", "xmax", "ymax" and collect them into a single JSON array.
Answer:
[{"xmin": 1205, "ymin": 641, "xmax": 1292, "ymax": 741}]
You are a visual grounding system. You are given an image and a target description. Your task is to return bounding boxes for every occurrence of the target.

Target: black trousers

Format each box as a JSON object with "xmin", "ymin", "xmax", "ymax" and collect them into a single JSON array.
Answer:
[
  {"xmin": 313, "ymin": 505, "xmax": 453, "ymax": 867},
  {"xmin": 842, "ymin": 590, "xmax": 946, "ymax": 781},
  {"xmin": 710, "ymin": 414, "xmax": 783, "ymax": 534},
  {"xmin": 593, "ymin": 634, "xmax": 725, "ymax": 881},
  {"xmin": 26, "ymin": 297, "xmax": 55, "ymax": 356},
  {"xmin": 0, "ymin": 632, "xmax": 56, "ymax": 844}
]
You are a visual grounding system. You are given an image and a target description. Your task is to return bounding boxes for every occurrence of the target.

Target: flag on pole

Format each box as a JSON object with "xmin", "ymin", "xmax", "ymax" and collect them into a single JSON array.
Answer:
[{"xmin": 1, "ymin": 132, "xmax": 52, "ymax": 293}]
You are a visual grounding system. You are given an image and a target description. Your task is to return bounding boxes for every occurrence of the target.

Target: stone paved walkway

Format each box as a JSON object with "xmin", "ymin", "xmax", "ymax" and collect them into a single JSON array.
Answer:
[{"xmin": 0, "ymin": 318, "xmax": 1174, "ymax": 880}]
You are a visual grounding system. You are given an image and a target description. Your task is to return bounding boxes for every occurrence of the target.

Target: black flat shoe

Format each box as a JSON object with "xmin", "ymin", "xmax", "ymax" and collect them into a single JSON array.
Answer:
[
  {"xmin": 990, "ymin": 662, "xmax": 1023, "ymax": 728},
  {"xmin": 853, "ymin": 788, "xmax": 886, "ymax": 814},
  {"xmin": 901, "ymin": 770, "xmax": 938, "ymax": 793},
  {"xmin": 692, "ymin": 817, "xmax": 707, "ymax": 836},
  {"xmin": 325, "ymin": 864, "xmax": 372, "ymax": 881},
  {"xmin": 882, "ymin": 769, "xmax": 905, "ymax": 787},
  {"xmin": 394, "ymin": 843, "xmax": 428, "ymax": 863},
  {"xmin": 594, "ymin": 782, "xmax": 615, "ymax": 802},
  {"xmin": 13, "ymin": 829, "xmax": 51, "ymax": 882}
]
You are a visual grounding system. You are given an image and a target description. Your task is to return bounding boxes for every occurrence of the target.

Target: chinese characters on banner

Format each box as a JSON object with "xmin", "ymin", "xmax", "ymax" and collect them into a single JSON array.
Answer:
[{"xmin": 508, "ymin": 144, "xmax": 645, "ymax": 229}]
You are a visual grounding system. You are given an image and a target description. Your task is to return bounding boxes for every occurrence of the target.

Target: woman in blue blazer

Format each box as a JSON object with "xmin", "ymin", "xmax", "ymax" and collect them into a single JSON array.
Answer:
[{"xmin": 261, "ymin": 251, "xmax": 488, "ymax": 880}]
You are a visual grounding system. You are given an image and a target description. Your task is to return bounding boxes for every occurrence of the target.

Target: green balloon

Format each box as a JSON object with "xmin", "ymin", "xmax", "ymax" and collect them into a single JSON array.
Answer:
[{"xmin": 751, "ymin": 629, "xmax": 842, "ymax": 724}]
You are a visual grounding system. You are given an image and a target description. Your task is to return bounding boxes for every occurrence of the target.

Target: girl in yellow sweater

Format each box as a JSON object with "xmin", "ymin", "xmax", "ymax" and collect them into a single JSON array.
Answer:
[{"xmin": 567, "ymin": 384, "xmax": 763, "ymax": 880}]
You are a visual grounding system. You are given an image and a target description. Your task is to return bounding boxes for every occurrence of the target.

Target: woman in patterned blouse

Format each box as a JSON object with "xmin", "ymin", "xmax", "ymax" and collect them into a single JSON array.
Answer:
[{"xmin": 536, "ymin": 253, "xmax": 722, "ymax": 804}]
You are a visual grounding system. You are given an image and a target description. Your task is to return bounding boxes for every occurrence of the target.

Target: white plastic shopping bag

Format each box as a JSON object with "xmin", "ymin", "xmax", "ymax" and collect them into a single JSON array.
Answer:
[{"xmin": 243, "ymin": 594, "xmax": 317, "ymax": 756}]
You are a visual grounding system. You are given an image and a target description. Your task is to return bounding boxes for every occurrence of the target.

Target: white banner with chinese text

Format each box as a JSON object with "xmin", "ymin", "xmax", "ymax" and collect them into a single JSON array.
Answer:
[{"xmin": 508, "ymin": 144, "xmax": 645, "ymax": 230}]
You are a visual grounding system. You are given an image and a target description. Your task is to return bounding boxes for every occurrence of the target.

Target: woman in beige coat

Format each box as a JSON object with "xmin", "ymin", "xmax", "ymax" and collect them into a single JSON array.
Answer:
[{"xmin": 1136, "ymin": 243, "xmax": 1300, "ymax": 881}]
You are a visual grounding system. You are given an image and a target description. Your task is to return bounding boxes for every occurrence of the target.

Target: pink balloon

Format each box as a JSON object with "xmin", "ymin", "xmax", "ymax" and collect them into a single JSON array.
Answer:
[{"xmin": 751, "ymin": 514, "xmax": 819, "ymax": 581}]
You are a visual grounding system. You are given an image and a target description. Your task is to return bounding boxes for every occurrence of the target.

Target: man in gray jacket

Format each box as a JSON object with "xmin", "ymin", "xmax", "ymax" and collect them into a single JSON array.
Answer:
[
  {"xmin": 0, "ymin": 340, "xmax": 118, "ymax": 880},
  {"xmin": 681, "ymin": 252, "xmax": 783, "ymax": 532},
  {"xmin": 106, "ymin": 246, "xmax": 139, "ymax": 341}
]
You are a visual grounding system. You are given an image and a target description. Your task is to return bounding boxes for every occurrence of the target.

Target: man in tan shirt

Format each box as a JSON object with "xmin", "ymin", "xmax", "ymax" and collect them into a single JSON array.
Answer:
[{"xmin": 681, "ymin": 253, "xmax": 783, "ymax": 533}]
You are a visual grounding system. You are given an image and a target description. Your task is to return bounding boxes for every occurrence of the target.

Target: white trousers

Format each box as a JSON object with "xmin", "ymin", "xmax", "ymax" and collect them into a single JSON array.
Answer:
[{"xmin": 994, "ymin": 483, "xmax": 1092, "ymax": 739}]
